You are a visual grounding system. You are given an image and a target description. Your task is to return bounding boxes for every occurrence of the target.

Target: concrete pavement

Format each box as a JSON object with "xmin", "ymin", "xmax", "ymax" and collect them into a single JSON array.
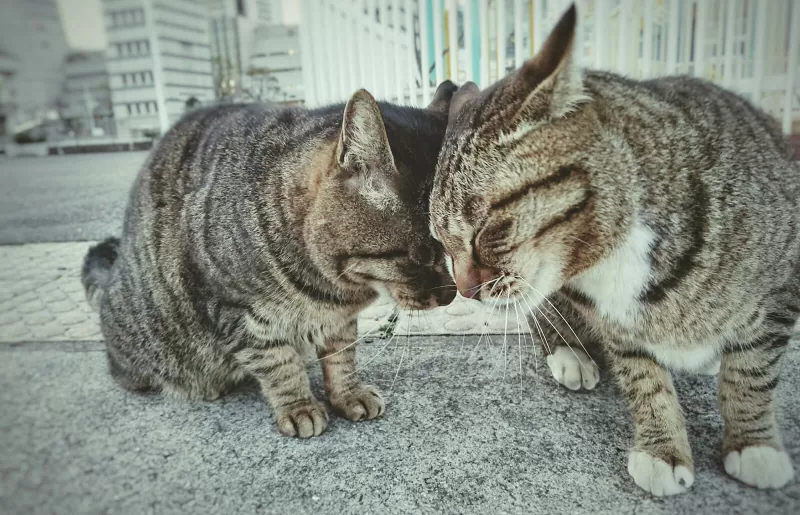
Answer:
[{"xmin": 2, "ymin": 337, "xmax": 799, "ymax": 514}]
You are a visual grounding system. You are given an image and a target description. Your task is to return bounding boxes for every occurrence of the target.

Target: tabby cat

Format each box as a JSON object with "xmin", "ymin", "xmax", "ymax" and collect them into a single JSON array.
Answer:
[
  {"xmin": 82, "ymin": 83, "xmax": 458, "ymax": 438},
  {"xmin": 430, "ymin": 5, "xmax": 798, "ymax": 495}
]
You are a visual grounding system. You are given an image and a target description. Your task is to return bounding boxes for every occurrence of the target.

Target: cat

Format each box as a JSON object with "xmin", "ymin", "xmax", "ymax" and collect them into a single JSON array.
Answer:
[
  {"xmin": 429, "ymin": 5, "xmax": 798, "ymax": 496},
  {"xmin": 82, "ymin": 82, "xmax": 458, "ymax": 438}
]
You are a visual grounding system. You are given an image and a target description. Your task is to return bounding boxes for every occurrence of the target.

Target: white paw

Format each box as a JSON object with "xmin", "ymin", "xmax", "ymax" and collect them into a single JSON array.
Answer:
[
  {"xmin": 546, "ymin": 346, "xmax": 600, "ymax": 391},
  {"xmin": 724, "ymin": 446, "xmax": 794, "ymax": 489},
  {"xmin": 697, "ymin": 359, "xmax": 721, "ymax": 376},
  {"xmin": 628, "ymin": 451, "xmax": 694, "ymax": 496}
]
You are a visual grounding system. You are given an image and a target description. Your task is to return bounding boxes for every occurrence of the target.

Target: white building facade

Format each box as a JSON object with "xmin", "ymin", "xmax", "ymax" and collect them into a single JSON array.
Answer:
[
  {"xmin": 0, "ymin": 0, "xmax": 68, "ymax": 134},
  {"xmin": 103, "ymin": 0, "xmax": 215, "ymax": 138}
]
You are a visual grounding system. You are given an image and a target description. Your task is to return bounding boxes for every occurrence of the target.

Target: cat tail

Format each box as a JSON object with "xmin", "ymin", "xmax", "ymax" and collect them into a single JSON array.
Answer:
[{"xmin": 81, "ymin": 237, "xmax": 120, "ymax": 312}]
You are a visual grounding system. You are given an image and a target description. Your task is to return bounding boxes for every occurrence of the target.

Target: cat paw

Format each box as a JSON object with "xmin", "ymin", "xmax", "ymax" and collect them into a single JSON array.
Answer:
[
  {"xmin": 546, "ymin": 346, "xmax": 600, "ymax": 390},
  {"xmin": 724, "ymin": 446, "xmax": 794, "ymax": 489},
  {"xmin": 628, "ymin": 451, "xmax": 694, "ymax": 496},
  {"xmin": 331, "ymin": 386, "xmax": 385, "ymax": 421},
  {"xmin": 275, "ymin": 398, "xmax": 329, "ymax": 438},
  {"xmin": 697, "ymin": 359, "xmax": 721, "ymax": 376}
]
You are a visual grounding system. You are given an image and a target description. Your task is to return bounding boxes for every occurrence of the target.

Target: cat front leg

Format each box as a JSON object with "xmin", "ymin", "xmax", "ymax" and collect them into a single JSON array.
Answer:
[
  {"xmin": 719, "ymin": 326, "xmax": 794, "ymax": 489},
  {"xmin": 530, "ymin": 291, "xmax": 600, "ymax": 391},
  {"xmin": 235, "ymin": 343, "xmax": 328, "ymax": 438},
  {"xmin": 317, "ymin": 322, "xmax": 385, "ymax": 422},
  {"xmin": 607, "ymin": 343, "xmax": 694, "ymax": 496}
]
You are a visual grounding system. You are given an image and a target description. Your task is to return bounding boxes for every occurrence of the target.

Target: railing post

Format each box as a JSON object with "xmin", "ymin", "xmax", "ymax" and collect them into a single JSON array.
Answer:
[
  {"xmin": 666, "ymin": 0, "xmax": 680, "ymax": 75},
  {"xmin": 496, "ymin": 0, "xmax": 506, "ymax": 79},
  {"xmin": 594, "ymin": 0, "xmax": 611, "ymax": 70},
  {"xmin": 299, "ymin": 0, "xmax": 318, "ymax": 107},
  {"xmin": 514, "ymin": 0, "xmax": 525, "ymax": 68},
  {"xmin": 751, "ymin": 0, "xmax": 768, "ymax": 105},
  {"xmin": 433, "ymin": 0, "xmax": 444, "ymax": 88},
  {"xmin": 464, "ymin": 0, "xmax": 476, "ymax": 83},
  {"xmin": 722, "ymin": 0, "xmax": 738, "ymax": 90},
  {"xmin": 406, "ymin": 0, "xmax": 418, "ymax": 105},
  {"xmin": 479, "ymin": 0, "xmax": 489, "ymax": 87},
  {"xmin": 446, "ymin": 0, "xmax": 459, "ymax": 81},
  {"xmin": 693, "ymin": 0, "xmax": 707, "ymax": 78},
  {"xmin": 419, "ymin": 0, "xmax": 432, "ymax": 103},
  {"xmin": 642, "ymin": 0, "xmax": 655, "ymax": 78},
  {"xmin": 617, "ymin": 0, "xmax": 631, "ymax": 75},
  {"xmin": 395, "ymin": 0, "xmax": 406, "ymax": 103},
  {"xmin": 783, "ymin": 0, "xmax": 799, "ymax": 135}
]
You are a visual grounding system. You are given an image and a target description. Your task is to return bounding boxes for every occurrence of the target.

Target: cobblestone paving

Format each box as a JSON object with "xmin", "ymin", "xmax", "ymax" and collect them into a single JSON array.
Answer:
[{"xmin": 0, "ymin": 243, "xmax": 524, "ymax": 343}]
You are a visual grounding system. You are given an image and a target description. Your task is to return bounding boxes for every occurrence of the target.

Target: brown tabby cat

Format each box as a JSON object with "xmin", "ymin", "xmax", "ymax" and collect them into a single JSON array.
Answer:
[
  {"xmin": 430, "ymin": 5, "xmax": 798, "ymax": 495},
  {"xmin": 82, "ymin": 83, "xmax": 458, "ymax": 438}
]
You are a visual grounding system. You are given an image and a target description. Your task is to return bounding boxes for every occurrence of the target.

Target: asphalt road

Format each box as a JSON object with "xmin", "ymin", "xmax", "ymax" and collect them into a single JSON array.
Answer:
[{"xmin": 0, "ymin": 152, "xmax": 146, "ymax": 244}]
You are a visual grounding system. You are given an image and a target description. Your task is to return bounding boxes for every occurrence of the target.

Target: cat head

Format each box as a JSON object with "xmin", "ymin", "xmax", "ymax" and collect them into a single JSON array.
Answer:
[
  {"xmin": 430, "ymin": 5, "xmax": 619, "ymax": 304},
  {"xmin": 308, "ymin": 82, "xmax": 459, "ymax": 310}
]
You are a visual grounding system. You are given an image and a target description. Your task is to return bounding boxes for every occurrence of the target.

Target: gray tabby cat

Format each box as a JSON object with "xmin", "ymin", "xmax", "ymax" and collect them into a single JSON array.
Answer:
[
  {"xmin": 82, "ymin": 83, "xmax": 458, "ymax": 438},
  {"xmin": 430, "ymin": 5, "xmax": 798, "ymax": 495}
]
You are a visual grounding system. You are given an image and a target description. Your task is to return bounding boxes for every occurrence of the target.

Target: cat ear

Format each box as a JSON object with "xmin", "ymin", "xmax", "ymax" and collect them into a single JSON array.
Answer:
[
  {"xmin": 427, "ymin": 80, "xmax": 458, "ymax": 113},
  {"xmin": 338, "ymin": 89, "xmax": 394, "ymax": 172},
  {"xmin": 513, "ymin": 4, "xmax": 587, "ymax": 121},
  {"xmin": 449, "ymin": 81, "xmax": 480, "ymax": 121},
  {"xmin": 337, "ymin": 89, "xmax": 399, "ymax": 210}
]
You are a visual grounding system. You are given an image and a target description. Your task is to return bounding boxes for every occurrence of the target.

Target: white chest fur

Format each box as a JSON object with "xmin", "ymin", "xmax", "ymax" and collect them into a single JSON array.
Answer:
[
  {"xmin": 571, "ymin": 221, "xmax": 656, "ymax": 329},
  {"xmin": 569, "ymin": 220, "xmax": 723, "ymax": 373}
]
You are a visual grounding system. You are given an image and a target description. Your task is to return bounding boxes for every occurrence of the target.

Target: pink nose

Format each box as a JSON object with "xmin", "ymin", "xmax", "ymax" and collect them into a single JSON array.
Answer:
[{"xmin": 454, "ymin": 260, "xmax": 498, "ymax": 299}]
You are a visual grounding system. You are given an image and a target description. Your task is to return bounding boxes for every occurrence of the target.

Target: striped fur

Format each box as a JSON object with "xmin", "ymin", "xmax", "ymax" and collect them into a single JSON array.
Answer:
[
  {"xmin": 430, "ymin": 6, "xmax": 798, "ymax": 494},
  {"xmin": 81, "ymin": 85, "xmax": 458, "ymax": 438}
]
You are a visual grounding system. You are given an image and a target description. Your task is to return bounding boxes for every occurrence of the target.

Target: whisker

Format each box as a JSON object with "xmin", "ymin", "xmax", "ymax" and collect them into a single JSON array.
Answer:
[
  {"xmin": 518, "ymin": 293, "xmax": 550, "ymax": 356},
  {"xmin": 567, "ymin": 235, "xmax": 594, "ymax": 247},
  {"xmin": 389, "ymin": 310, "xmax": 411, "ymax": 394},
  {"xmin": 518, "ymin": 277, "xmax": 598, "ymax": 368},
  {"xmin": 318, "ymin": 302, "xmax": 398, "ymax": 362},
  {"xmin": 513, "ymin": 299, "xmax": 524, "ymax": 389},
  {"xmin": 520, "ymin": 290, "xmax": 594, "ymax": 375},
  {"xmin": 469, "ymin": 277, "xmax": 503, "ymax": 362},
  {"xmin": 502, "ymin": 289, "xmax": 511, "ymax": 379},
  {"xmin": 348, "ymin": 324, "xmax": 400, "ymax": 378}
]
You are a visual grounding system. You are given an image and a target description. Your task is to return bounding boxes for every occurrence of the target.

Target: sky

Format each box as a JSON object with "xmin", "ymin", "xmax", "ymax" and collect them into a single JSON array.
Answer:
[
  {"xmin": 56, "ymin": 0, "xmax": 106, "ymax": 50},
  {"xmin": 55, "ymin": 0, "xmax": 301, "ymax": 51}
]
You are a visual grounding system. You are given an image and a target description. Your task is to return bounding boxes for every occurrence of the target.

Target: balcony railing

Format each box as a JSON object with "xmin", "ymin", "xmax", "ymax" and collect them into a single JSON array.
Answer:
[{"xmin": 298, "ymin": 0, "xmax": 799, "ymax": 134}]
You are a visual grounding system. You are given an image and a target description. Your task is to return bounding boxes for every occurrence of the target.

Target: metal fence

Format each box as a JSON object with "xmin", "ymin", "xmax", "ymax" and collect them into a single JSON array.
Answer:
[{"xmin": 298, "ymin": 0, "xmax": 799, "ymax": 134}]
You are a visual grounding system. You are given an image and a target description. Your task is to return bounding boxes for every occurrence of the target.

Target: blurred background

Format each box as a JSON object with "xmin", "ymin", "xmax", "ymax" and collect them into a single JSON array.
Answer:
[{"xmin": 0, "ymin": 0, "xmax": 797, "ymax": 156}]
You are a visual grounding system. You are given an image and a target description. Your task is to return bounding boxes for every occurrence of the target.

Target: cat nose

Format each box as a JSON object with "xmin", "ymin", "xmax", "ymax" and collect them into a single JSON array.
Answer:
[{"xmin": 454, "ymin": 260, "xmax": 497, "ymax": 300}]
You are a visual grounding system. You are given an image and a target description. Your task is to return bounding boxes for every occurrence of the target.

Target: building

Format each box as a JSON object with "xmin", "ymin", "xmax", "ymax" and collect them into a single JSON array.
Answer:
[
  {"xmin": 207, "ymin": 0, "xmax": 284, "ymax": 101},
  {"xmin": 59, "ymin": 52, "xmax": 114, "ymax": 137},
  {"xmin": 103, "ymin": 0, "xmax": 215, "ymax": 139},
  {"xmin": 254, "ymin": 0, "xmax": 282, "ymax": 25},
  {"xmin": 0, "ymin": 51, "xmax": 19, "ymax": 140},
  {"xmin": 0, "ymin": 0, "xmax": 68, "ymax": 135},
  {"xmin": 247, "ymin": 24, "xmax": 302, "ymax": 104}
]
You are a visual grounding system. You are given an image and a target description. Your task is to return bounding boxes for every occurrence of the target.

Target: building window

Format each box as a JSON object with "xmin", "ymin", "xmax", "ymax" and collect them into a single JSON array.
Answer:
[
  {"xmin": 126, "ymin": 104, "xmax": 132, "ymax": 115},
  {"xmin": 152, "ymin": 102, "xmax": 158, "ymax": 113},
  {"xmin": 237, "ymin": 0, "xmax": 246, "ymax": 16},
  {"xmin": 135, "ymin": 103, "xmax": 141, "ymax": 114},
  {"xmin": 122, "ymin": 74, "xmax": 128, "ymax": 86},
  {"xmin": 144, "ymin": 102, "xmax": 150, "ymax": 113},
  {"xmin": 140, "ymin": 72, "xmax": 147, "ymax": 84}
]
